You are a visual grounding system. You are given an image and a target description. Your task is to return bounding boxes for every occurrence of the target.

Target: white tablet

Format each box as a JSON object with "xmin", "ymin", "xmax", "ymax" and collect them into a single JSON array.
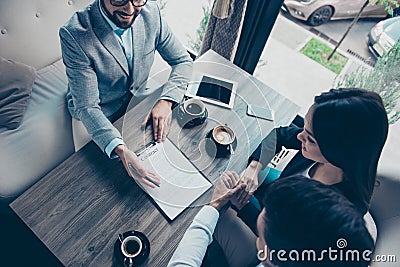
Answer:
[{"xmin": 185, "ymin": 74, "xmax": 238, "ymax": 109}]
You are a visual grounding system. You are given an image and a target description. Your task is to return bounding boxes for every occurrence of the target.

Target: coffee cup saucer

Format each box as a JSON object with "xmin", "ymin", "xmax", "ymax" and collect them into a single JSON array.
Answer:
[
  {"xmin": 205, "ymin": 129, "xmax": 237, "ymax": 158},
  {"xmin": 113, "ymin": 230, "xmax": 150, "ymax": 267}
]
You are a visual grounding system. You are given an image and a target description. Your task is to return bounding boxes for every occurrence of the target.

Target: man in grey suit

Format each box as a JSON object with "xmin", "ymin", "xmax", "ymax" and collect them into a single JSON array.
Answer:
[{"xmin": 60, "ymin": 0, "xmax": 193, "ymax": 187}]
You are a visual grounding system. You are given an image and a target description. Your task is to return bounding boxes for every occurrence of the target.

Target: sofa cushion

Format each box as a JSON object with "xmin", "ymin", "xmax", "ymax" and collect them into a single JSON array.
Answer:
[
  {"xmin": 370, "ymin": 165, "xmax": 400, "ymax": 266},
  {"xmin": 371, "ymin": 215, "xmax": 400, "ymax": 267},
  {"xmin": 0, "ymin": 58, "xmax": 36, "ymax": 130},
  {"xmin": 0, "ymin": 59, "xmax": 74, "ymax": 202}
]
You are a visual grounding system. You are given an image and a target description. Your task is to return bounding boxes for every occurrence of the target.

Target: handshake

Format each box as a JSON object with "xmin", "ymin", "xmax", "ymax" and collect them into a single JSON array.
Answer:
[{"xmin": 210, "ymin": 171, "xmax": 258, "ymax": 212}]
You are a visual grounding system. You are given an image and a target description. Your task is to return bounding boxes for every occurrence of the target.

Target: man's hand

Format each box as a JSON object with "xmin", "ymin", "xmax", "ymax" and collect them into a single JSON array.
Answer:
[
  {"xmin": 115, "ymin": 145, "xmax": 161, "ymax": 188},
  {"xmin": 141, "ymin": 99, "xmax": 173, "ymax": 143},
  {"xmin": 210, "ymin": 171, "xmax": 246, "ymax": 211}
]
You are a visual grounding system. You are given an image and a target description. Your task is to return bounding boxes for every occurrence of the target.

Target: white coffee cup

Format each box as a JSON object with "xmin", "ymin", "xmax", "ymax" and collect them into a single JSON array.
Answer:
[
  {"xmin": 212, "ymin": 125, "xmax": 235, "ymax": 145},
  {"xmin": 209, "ymin": 125, "xmax": 236, "ymax": 157},
  {"xmin": 183, "ymin": 98, "xmax": 206, "ymax": 117},
  {"xmin": 178, "ymin": 98, "xmax": 208, "ymax": 127},
  {"xmin": 121, "ymin": 235, "xmax": 143, "ymax": 266}
]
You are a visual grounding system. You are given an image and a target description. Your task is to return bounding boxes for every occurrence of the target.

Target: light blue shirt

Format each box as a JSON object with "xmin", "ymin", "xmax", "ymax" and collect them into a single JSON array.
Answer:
[
  {"xmin": 99, "ymin": 1, "xmax": 131, "ymax": 158},
  {"xmin": 99, "ymin": 1, "xmax": 133, "ymax": 71},
  {"xmin": 99, "ymin": 1, "xmax": 175, "ymax": 158},
  {"xmin": 167, "ymin": 206, "xmax": 263, "ymax": 267}
]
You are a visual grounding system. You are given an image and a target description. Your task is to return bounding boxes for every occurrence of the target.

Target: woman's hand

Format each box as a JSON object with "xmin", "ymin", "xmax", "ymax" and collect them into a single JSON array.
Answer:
[
  {"xmin": 227, "ymin": 161, "xmax": 263, "ymax": 210},
  {"xmin": 240, "ymin": 160, "xmax": 263, "ymax": 193},
  {"xmin": 115, "ymin": 145, "xmax": 161, "ymax": 188}
]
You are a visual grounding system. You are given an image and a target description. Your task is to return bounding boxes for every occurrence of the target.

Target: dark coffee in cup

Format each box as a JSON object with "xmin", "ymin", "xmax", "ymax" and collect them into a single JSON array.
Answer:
[
  {"xmin": 125, "ymin": 240, "xmax": 140, "ymax": 256},
  {"xmin": 121, "ymin": 236, "xmax": 142, "ymax": 258},
  {"xmin": 183, "ymin": 99, "xmax": 205, "ymax": 116},
  {"xmin": 186, "ymin": 103, "xmax": 203, "ymax": 115},
  {"xmin": 115, "ymin": 231, "xmax": 150, "ymax": 267},
  {"xmin": 177, "ymin": 98, "xmax": 207, "ymax": 128}
]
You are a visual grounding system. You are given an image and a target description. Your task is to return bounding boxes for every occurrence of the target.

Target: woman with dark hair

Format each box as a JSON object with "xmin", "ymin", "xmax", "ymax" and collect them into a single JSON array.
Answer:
[
  {"xmin": 237, "ymin": 88, "xmax": 388, "ymax": 231},
  {"xmin": 309, "ymin": 89, "xmax": 388, "ymax": 213}
]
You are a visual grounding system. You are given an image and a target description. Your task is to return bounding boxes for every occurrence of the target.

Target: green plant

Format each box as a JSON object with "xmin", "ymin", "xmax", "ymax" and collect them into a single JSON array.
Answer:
[
  {"xmin": 335, "ymin": 40, "xmax": 400, "ymax": 124},
  {"xmin": 188, "ymin": 0, "xmax": 212, "ymax": 54},
  {"xmin": 374, "ymin": 0, "xmax": 400, "ymax": 16},
  {"xmin": 301, "ymin": 38, "xmax": 348, "ymax": 74}
]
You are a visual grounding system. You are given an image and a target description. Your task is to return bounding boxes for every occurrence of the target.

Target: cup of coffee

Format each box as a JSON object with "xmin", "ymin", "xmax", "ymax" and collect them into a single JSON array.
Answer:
[
  {"xmin": 114, "ymin": 231, "xmax": 150, "ymax": 267},
  {"xmin": 210, "ymin": 125, "xmax": 236, "ymax": 157},
  {"xmin": 121, "ymin": 236, "xmax": 142, "ymax": 267},
  {"xmin": 177, "ymin": 98, "xmax": 208, "ymax": 128}
]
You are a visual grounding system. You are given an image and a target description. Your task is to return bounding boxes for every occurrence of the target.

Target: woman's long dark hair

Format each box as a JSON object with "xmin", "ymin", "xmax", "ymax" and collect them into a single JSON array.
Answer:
[{"xmin": 312, "ymin": 88, "xmax": 388, "ymax": 213}]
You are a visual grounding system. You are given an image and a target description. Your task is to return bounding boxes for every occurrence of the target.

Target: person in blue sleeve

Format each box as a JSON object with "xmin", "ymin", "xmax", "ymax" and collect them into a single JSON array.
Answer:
[
  {"xmin": 60, "ymin": 0, "xmax": 193, "ymax": 187},
  {"xmin": 168, "ymin": 174, "xmax": 374, "ymax": 267}
]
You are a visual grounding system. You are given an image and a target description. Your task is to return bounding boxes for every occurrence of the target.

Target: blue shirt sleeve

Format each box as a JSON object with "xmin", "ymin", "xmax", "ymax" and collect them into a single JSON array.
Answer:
[
  {"xmin": 159, "ymin": 96, "xmax": 177, "ymax": 103},
  {"xmin": 167, "ymin": 206, "xmax": 219, "ymax": 267},
  {"xmin": 104, "ymin": 138, "xmax": 125, "ymax": 159}
]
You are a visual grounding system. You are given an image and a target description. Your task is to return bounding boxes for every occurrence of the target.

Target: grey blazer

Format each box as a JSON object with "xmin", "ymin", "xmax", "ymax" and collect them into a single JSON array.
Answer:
[{"xmin": 59, "ymin": 0, "xmax": 193, "ymax": 153}]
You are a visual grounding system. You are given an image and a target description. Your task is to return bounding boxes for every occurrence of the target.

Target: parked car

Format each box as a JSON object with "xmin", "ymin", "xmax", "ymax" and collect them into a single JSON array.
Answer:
[
  {"xmin": 282, "ymin": 0, "xmax": 390, "ymax": 26},
  {"xmin": 368, "ymin": 16, "xmax": 400, "ymax": 57}
]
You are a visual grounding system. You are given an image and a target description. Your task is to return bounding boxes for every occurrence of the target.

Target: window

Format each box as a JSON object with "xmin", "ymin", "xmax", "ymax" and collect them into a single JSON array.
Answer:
[{"xmin": 159, "ymin": 0, "xmax": 212, "ymax": 53}]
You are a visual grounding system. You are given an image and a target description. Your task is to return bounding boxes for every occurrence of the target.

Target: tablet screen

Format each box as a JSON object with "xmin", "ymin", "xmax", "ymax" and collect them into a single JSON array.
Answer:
[
  {"xmin": 197, "ymin": 76, "xmax": 233, "ymax": 105},
  {"xmin": 186, "ymin": 75, "xmax": 237, "ymax": 109}
]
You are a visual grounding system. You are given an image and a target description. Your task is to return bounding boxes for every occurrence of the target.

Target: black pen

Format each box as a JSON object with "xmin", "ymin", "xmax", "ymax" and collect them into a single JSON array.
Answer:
[
  {"xmin": 144, "ymin": 175, "xmax": 160, "ymax": 188},
  {"xmin": 128, "ymin": 163, "xmax": 160, "ymax": 188}
]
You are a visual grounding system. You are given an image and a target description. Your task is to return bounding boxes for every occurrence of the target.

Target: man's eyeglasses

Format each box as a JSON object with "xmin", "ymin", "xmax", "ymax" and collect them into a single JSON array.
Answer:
[{"xmin": 110, "ymin": 0, "xmax": 148, "ymax": 7}]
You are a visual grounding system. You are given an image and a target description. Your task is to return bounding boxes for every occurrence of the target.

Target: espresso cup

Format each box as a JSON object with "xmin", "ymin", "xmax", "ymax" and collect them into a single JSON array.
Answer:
[
  {"xmin": 177, "ymin": 98, "xmax": 207, "ymax": 127},
  {"xmin": 183, "ymin": 98, "xmax": 205, "ymax": 116},
  {"xmin": 121, "ymin": 236, "xmax": 143, "ymax": 267},
  {"xmin": 212, "ymin": 125, "xmax": 235, "ymax": 145},
  {"xmin": 210, "ymin": 125, "xmax": 235, "ymax": 157}
]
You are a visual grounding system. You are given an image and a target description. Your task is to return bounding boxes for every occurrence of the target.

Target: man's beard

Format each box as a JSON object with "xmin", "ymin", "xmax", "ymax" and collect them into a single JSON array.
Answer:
[
  {"xmin": 101, "ymin": 0, "xmax": 138, "ymax": 29},
  {"xmin": 111, "ymin": 11, "xmax": 139, "ymax": 29}
]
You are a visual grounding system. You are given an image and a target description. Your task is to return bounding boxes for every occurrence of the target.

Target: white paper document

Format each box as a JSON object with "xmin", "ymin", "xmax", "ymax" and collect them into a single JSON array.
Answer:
[{"xmin": 136, "ymin": 139, "xmax": 212, "ymax": 220}]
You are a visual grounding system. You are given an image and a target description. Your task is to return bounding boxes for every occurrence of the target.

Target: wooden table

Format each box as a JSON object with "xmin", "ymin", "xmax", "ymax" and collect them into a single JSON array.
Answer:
[{"xmin": 11, "ymin": 50, "xmax": 299, "ymax": 266}]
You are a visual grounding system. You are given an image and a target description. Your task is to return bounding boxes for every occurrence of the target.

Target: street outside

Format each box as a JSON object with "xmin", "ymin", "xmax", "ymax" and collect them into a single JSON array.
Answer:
[{"xmin": 280, "ymin": 10, "xmax": 381, "ymax": 64}]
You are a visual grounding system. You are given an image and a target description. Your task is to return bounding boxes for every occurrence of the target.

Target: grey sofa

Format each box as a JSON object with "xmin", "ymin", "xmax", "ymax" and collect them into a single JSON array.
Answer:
[
  {"xmin": 0, "ymin": 0, "xmax": 94, "ymax": 206},
  {"xmin": 0, "ymin": 0, "xmax": 171, "ymax": 208}
]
